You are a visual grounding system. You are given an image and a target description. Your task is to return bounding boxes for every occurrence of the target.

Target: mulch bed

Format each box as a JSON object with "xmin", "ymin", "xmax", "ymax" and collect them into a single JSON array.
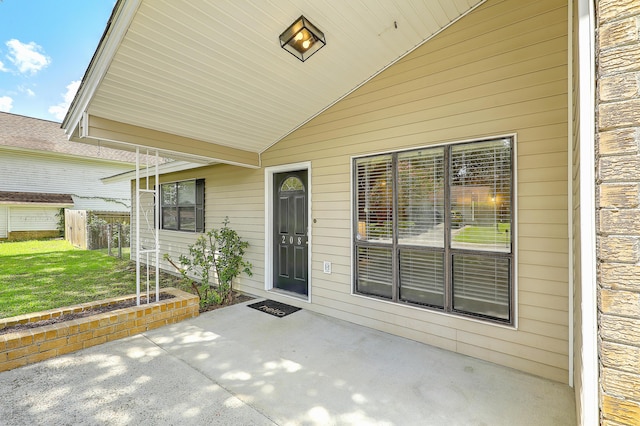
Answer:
[
  {"xmin": 200, "ymin": 292, "xmax": 254, "ymax": 313},
  {"xmin": 0, "ymin": 291, "xmax": 254, "ymax": 336},
  {"xmin": 0, "ymin": 293, "xmax": 175, "ymax": 336}
]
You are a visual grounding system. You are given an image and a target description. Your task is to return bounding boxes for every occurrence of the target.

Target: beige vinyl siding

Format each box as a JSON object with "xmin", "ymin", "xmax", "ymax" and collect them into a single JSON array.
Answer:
[
  {"xmin": 131, "ymin": 0, "xmax": 570, "ymax": 383},
  {"xmin": 260, "ymin": 0, "xmax": 570, "ymax": 383},
  {"xmin": 131, "ymin": 167, "xmax": 267, "ymax": 294}
]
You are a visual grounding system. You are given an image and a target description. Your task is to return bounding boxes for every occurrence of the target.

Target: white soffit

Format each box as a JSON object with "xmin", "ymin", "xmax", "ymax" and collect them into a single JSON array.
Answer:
[{"xmin": 86, "ymin": 0, "xmax": 483, "ymax": 154}]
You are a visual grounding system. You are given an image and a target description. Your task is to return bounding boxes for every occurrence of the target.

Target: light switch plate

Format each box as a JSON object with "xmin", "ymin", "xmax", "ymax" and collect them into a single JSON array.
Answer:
[{"xmin": 323, "ymin": 261, "xmax": 332, "ymax": 274}]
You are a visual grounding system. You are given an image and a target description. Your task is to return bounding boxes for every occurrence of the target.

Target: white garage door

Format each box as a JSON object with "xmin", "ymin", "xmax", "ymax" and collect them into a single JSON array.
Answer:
[{"xmin": 10, "ymin": 207, "xmax": 59, "ymax": 231}]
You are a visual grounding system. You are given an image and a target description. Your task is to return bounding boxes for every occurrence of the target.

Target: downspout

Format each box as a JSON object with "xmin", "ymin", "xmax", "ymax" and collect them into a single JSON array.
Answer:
[
  {"xmin": 567, "ymin": 0, "xmax": 574, "ymax": 389},
  {"xmin": 578, "ymin": 0, "xmax": 598, "ymax": 424}
]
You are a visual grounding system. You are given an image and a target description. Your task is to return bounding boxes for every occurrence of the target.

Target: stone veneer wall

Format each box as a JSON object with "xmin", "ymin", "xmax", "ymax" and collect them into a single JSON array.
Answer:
[{"xmin": 596, "ymin": 0, "xmax": 640, "ymax": 424}]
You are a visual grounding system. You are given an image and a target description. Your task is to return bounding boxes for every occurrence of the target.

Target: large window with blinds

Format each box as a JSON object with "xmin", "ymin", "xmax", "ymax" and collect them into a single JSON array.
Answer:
[{"xmin": 353, "ymin": 137, "xmax": 514, "ymax": 324}]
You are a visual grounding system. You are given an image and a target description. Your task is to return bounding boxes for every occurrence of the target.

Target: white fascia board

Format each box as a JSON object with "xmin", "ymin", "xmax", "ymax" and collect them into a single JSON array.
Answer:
[
  {"xmin": 62, "ymin": 0, "xmax": 141, "ymax": 136},
  {"xmin": 101, "ymin": 161, "xmax": 210, "ymax": 184}
]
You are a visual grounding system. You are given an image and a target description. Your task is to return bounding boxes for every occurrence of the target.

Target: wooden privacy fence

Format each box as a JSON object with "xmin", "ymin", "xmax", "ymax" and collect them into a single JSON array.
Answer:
[
  {"xmin": 65, "ymin": 210, "xmax": 130, "ymax": 252},
  {"xmin": 65, "ymin": 209, "xmax": 87, "ymax": 248}
]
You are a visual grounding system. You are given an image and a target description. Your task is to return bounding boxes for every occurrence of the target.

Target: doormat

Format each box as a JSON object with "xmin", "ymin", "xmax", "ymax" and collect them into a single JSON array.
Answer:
[{"xmin": 247, "ymin": 299, "xmax": 301, "ymax": 318}]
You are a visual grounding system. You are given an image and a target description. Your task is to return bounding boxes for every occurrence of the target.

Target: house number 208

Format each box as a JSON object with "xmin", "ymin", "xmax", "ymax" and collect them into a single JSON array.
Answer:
[{"xmin": 281, "ymin": 236, "xmax": 303, "ymax": 245}]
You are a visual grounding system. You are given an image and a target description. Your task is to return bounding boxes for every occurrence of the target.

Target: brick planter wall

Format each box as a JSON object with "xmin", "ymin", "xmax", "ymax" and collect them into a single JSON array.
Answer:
[
  {"xmin": 596, "ymin": 0, "xmax": 640, "ymax": 424},
  {"xmin": 2, "ymin": 230, "xmax": 61, "ymax": 242},
  {"xmin": 0, "ymin": 287, "xmax": 198, "ymax": 373}
]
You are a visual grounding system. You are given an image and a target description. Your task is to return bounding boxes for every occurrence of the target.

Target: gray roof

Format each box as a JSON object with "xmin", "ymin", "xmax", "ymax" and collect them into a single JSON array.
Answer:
[
  {"xmin": 0, "ymin": 191, "xmax": 74, "ymax": 205},
  {"xmin": 0, "ymin": 112, "xmax": 140, "ymax": 163}
]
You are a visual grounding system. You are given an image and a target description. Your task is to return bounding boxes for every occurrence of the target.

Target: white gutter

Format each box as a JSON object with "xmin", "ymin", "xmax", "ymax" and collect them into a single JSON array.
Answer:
[
  {"xmin": 578, "ymin": 0, "xmax": 598, "ymax": 424},
  {"xmin": 62, "ymin": 0, "xmax": 141, "ymax": 135}
]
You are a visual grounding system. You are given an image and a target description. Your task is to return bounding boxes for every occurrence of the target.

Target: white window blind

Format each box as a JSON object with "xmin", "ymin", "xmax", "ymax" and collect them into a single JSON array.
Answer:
[
  {"xmin": 399, "ymin": 250, "xmax": 445, "ymax": 307},
  {"xmin": 449, "ymin": 139, "xmax": 512, "ymax": 319},
  {"xmin": 397, "ymin": 148, "xmax": 445, "ymax": 247},
  {"xmin": 452, "ymin": 254, "xmax": 510, "ymax": 320},
  {"xmin": 355, "ymin": 155, "xmax": 393, "ymax": 243},
  {"xmin": 355, "ymin": 155, "xmax": 393, "ymax": 299},
  {"xmin": 356, "ymin": 246, "xmax": 393, "ymax": 298},
  {"xmin": 353, "ymin": 137, "xmax": 514, "ymax": 324},
  {"xmin": 450, "ymin": 140, "xmax": 512, "ymax": 253}
]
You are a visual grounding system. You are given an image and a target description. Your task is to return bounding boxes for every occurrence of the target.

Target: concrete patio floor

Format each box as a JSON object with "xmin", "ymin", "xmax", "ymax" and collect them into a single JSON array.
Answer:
[{"xmin": 0, "ymin": 299, "xmax": 576, "ymax": 425}]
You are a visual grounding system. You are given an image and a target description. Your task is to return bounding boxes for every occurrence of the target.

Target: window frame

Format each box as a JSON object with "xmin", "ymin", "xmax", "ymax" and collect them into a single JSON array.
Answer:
[
  {"xmin": 352, "ymin": 136, "xmax": 515, "ymax": 325},
  {"xmin": 160, "ymin": 178, "xmax": 205, "ymax": 232}
]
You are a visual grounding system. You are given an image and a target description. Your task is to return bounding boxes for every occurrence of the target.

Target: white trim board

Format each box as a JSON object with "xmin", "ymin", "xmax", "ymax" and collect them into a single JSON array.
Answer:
[
  {"xmin": 264, "ymin": 162, "xmax": 313, "ymax": 303},
  {"xmin": 578, "ymin": 0, "xmax": 598, "ymax": 424}
]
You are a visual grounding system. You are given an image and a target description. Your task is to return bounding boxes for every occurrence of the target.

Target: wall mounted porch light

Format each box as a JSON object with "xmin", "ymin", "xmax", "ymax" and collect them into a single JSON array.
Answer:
[{"xmin": 279, "ymin": 15, "xmax": 326, "ymax": 62}]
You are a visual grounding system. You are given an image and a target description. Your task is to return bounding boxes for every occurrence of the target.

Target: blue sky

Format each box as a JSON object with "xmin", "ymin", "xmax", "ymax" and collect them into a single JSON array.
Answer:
[{"xmin": 0, "ymin": 0, "xmax": 115, "ymax": 122}]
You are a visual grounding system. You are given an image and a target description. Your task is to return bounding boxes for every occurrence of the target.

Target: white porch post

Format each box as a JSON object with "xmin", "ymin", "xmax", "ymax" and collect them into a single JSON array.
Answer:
[
  {"xmin": 155, "ymin": 150, "xmax": 160, "ymax": 301},
  {"xmin": 135, "ymin": 147, "xmax": 141, "ymax": 306}
]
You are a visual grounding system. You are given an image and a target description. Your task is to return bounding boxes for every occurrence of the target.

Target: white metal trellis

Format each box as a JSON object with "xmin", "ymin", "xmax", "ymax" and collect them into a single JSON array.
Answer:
[{"xmin": 135, "ymin": 148, "xmax": 160, "ymax": 305}]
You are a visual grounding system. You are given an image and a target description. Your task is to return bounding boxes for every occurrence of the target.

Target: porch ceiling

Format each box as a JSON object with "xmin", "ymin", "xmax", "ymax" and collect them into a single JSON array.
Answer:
[{"xmin": 64, "ymin": 0, "xmax": 484, "ymax": 167}]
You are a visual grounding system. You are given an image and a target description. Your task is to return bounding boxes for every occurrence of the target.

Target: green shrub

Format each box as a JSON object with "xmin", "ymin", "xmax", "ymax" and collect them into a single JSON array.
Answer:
[{"xmin": 165, "ymin": 217, "xmax": 252, "ymax": 308}]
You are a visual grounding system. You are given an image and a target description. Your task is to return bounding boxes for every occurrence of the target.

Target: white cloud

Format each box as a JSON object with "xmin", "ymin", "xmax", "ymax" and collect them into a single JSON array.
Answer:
[
  {"xmin": 0, "ymin": 60, "xmax": 7, "ymax": 72},
  {"xmin": 18, "ymin": 85, "xmax": 35, "ymax": 97},
  {"xmin": 6, "ymin": 39, "xmax": 51, "ymax": 74},
  {"xmin": 0, "ymin": 96, "xmax": 13, "ymax": 112},
  {"xmin": 48, "ymin": 80, "xmax": 80, "ymax": 120}
]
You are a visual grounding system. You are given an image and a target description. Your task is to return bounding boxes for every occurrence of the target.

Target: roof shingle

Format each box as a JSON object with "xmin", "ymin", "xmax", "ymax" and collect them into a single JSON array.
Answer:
[
  {"xmin": 0, "ymin": 112, "xmax": 141, "ymax": 163},
  {"xmin": 0, "ymin": 191, "xmax": 74, "ymax": 205}
]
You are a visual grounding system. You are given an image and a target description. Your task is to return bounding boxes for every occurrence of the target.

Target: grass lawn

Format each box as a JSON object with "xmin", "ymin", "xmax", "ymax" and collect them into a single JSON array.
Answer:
[
  {"xmin": 96, "ymin": 246, "xmax": 131, "ymax": 258},
  {"xmin": 453, "ymin": 223, "xmax": 511, "ymax": 245},
  {"xmin": 0, "ymin": 239, "xmax": 174, "ymax": 319}
]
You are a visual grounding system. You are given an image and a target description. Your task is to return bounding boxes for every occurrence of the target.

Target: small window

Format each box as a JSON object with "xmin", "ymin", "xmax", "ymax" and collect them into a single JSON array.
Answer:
[
  {"xmin": 280, "ymin": 176, "xmax": 305, "ymax": 192},
  {"xmin": 160, "ymin": 179, "xmax": 204, "ymax": 232},
  {"xmin": 353, "ymin": 137, "xmax": 514, "ymax": 324}
]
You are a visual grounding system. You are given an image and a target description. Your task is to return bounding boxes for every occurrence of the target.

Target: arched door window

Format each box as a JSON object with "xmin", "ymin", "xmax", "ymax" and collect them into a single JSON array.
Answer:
[{"xmin": 280, "ymin": 176, "xmax": 305, "ymax": 192}]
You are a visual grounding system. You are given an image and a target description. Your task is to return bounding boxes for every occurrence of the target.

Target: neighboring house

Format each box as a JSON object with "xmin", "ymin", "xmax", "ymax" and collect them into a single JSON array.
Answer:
[
  {"xmin": 60, "ymin": 0, "xmax": 639, "ymax": 424},
  {"xmin": 0, "ymin": 112, "xmax": 137, "ymax": 240}
]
